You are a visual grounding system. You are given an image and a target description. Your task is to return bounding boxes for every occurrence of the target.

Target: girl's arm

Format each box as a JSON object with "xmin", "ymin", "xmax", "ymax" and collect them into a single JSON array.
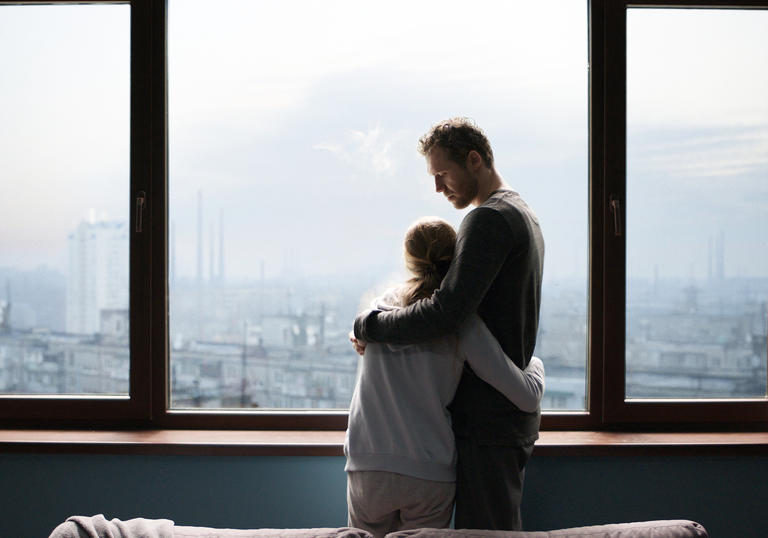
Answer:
[{"xmin": 457, "ymin": 314, "xmax": 545, "ymax": 412}]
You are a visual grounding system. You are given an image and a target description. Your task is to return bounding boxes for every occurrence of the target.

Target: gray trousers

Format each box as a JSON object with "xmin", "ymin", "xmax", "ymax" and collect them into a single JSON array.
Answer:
[
  {"xmin": 453, "ymin": 438, "xmax": 534, "ymax": 531},
  {"xmin": 346, "ymin": 470, "xmax": 455, "ymax": 538}
]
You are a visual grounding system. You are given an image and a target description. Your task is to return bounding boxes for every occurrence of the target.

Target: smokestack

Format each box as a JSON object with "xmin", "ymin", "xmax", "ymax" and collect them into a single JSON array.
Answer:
[
  {"xmin": 197, "ymin": 190, "xmax": 203, "ymax": 285},
  {"xmin": 219, "ymin": 209, "xmax": 225, "ymax": 283},
  {"xmin": 196, "ymin": 190, "xmax": 203, "ymax": 340},
  {"xmin": 716, "ymin": 230, "xmax": 725, "ymax": 281},
  {"xmin": 209, "ymin": 222, "xmax": 215, "ymax": 283}
]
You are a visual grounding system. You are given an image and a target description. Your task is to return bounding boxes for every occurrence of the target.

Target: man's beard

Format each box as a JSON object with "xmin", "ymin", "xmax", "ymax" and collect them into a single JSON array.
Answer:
[{"xmin": 451, "ymin": 171, "xmax": 480, "ymax": 209}]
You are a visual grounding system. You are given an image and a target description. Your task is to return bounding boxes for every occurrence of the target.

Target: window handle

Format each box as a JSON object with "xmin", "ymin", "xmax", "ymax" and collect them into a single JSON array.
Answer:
[
  {"xmin": 609, "ymin": 196, "xmax": 622, "ymax": 237},
  {"xmin": 135, "ymin": 191, "xmax": 147, "ymax": 233}
]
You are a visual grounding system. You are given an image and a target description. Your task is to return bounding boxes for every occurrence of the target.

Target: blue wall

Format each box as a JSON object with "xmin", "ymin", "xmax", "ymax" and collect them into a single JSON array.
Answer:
[
  {"xmin": 523, "ymin": 454, "xmax": 767, "ymax": 536},
  {"xmin": 1, "ymin": 452, "xmax": 766, "ymax": 537}
]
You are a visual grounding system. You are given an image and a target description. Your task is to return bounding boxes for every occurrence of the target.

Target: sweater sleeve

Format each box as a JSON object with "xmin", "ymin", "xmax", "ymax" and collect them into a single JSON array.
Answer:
[
  {"xmin": 354, "ymin": 206, "xmax": 521, "ymax": 344},
  {"xmin": 457, "ymin": 314, "xmax": 545, "ymax": 412}
]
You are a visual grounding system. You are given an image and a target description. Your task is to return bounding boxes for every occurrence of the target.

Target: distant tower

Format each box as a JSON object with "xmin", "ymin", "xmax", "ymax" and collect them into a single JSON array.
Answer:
[
  {"xmin": 209, "ymin": 222, "xmax": 215, "ymax": 283},
  {"xmin": 218, "ymin": 209, "xmax": 225, "ymax": 283},
  {"xmin": 196, "ymin": 190, "xmax": 203, "ymax": 285},
  {"xmin": 66, "ymin": 220, "xmax": 129, "ymax": 334},
  {"xmin": 715, "ymin": 231, "xmax": 725, "ymax": 281},
  {"xmin": 196, "ymin": 191, "xmax": 203, "ymax": 340}
]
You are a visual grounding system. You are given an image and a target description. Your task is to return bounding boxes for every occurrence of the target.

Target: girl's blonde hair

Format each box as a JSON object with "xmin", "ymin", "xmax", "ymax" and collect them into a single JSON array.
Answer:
[{"xmin": 399, "ymin": 217, "xmax": 457, "ymax": 306}]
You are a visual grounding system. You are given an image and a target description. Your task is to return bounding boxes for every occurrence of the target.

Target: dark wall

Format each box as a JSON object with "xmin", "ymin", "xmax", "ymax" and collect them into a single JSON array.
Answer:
[
  {"xmin": 522, "ymin": 454, "xmax": 767, "ymax": 536},
  {"xmin": 1, "ymin": 452, "xmax": 765, "ymax": 538}
]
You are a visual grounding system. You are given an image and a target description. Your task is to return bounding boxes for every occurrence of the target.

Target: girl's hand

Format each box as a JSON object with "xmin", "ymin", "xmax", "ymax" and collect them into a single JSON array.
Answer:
[{"xmin": 349, "ymin": 331, "xmax": 367, "ymax": 356}]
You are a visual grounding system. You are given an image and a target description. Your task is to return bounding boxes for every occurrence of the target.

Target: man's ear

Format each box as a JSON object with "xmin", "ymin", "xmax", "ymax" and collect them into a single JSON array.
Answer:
[{"xmin": 466, "ymin": 150, "xmax": 483, "ymax": 171}]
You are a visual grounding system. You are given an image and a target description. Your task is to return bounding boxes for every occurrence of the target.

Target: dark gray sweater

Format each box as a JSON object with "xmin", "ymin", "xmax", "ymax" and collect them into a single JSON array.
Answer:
[{"xmin": 354, "ymin": 189, "xmax": 544, "ymax": 445}]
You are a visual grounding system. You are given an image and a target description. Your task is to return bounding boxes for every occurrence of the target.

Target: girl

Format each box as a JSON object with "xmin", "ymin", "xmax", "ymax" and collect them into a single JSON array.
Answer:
[{"xmin": 345, "ymin": 216, "xmax": 545, "ymax": 537}]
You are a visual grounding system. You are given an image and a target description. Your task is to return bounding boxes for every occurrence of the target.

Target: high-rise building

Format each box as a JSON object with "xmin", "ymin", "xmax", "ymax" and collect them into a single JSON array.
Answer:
[{"xmin": 66, "ymin": 220, "xmax": 129, "ymax": 335}]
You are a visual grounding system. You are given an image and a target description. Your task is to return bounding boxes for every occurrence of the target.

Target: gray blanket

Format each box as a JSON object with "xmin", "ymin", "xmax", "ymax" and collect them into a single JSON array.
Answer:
[
  {"xmin": 49, "ymin": 514, "xmax": 174, "ymax": 538},
  {"xmin": 49, "ymin": 515, "xmax": 372, "ymax": 538}
]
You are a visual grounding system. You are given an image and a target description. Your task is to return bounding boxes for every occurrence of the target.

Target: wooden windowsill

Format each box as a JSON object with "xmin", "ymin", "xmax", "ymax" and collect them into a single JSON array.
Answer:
[{"xmin": 2, "ymin": 429, "xmax": 768, "ymax": 457}]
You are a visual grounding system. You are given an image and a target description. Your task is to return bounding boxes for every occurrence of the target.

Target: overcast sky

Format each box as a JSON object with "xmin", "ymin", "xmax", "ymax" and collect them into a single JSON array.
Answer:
[{"xmin": 1, "ymin": 2, "xmax": 766, "ymax": 284}]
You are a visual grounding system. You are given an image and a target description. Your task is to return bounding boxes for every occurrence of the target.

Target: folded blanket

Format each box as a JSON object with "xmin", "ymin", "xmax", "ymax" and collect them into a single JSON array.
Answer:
[
  {"xmin": 48, "ymin": 515, "xmax": 373, "ymax": 538},
  {"xmin": 384, "ymin": 520, "xmax": 708, "ymax": 538},
  {"xmin": 173, "ymin": 527, "xmax": 373, "ymax": 537},
  {"xmin": 49, "ymin": 514, "xmax": 174, "ymax": 538}
]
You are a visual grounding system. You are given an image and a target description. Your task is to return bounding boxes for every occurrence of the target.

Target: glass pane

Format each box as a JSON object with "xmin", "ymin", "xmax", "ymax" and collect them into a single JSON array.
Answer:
[
  {"xmin": 627, "ymin": 9, "xmax": 768, "ymax": 399},
  {"xmin": 169, "ymin": 0, "xmax": 588, "ymax": 410},
  {"xmin": 0, "ymin": 6, "xmax": 130, "ymax": 395}
]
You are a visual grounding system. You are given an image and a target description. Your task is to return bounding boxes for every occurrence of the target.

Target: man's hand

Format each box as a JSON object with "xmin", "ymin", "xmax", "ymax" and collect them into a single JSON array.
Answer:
[{"xmin": 349, "ymin": 331, "xmax": 366, "ymax": 356}]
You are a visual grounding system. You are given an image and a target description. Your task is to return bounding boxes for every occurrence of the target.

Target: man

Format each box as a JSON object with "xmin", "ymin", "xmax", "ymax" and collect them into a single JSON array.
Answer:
[{"xmin": 351, "ymin": 117, "xmax": 544, "ymax": 531}]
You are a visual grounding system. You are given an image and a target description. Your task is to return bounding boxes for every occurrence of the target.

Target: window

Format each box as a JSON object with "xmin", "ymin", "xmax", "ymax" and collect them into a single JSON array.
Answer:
[
  {"xmin": 1, "ymin": 5, "xmax": 130, "ymax": 395},
  {"xmin": 602, "ymin": 1, "xmax": 768, "ymax": 425},
  {"xmin": 2, "ymin": 0, "xmax": 766, "ymax": 430},
  {"xmin": 0, "ymin": 1, "xmax": 151, "ymax": 423},
  {"xmin": 625, "ymin": 8, "xmax": 768, "ymax": 400},
  {"xmin": 167, "ymin": 0, "xmax": 588, "ymax": 413}
]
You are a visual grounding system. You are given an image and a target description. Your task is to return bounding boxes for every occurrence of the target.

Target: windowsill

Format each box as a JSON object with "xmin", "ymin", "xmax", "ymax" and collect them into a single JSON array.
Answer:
[{"xmin": 2, "ymin": 429, "xmax": 768, "ymax": 457}]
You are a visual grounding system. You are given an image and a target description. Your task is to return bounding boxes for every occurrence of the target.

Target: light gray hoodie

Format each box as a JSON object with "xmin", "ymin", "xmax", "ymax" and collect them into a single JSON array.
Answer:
[{"xmin": 345, "ymin": 290, "xmax": 545, "ymax": 482}]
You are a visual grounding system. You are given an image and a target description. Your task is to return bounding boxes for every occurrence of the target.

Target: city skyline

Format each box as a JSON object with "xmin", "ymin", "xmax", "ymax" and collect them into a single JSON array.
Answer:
[{"xmin": 2, "ymin": 254, "xmax": 765, "ymax": 407}]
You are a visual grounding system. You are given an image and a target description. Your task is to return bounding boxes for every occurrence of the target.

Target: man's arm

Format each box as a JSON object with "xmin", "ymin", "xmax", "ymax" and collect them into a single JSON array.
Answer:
[
  {"xmin": 457, "ymin": 314, "xmax": 545, "ymax": 413},
  {"xmin": 354, "ymin": 206, "xmax": 524, "ymax": 345}
]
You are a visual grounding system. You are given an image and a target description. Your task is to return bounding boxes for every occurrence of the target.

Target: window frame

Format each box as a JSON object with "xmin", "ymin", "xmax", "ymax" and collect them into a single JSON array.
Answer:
[
  {"xmin": 3, "ymin": 0, "xmax": 768, "ymax": 431},
  {"xmin": 601, "ymin": 0, "xmax": 768, "ymax": 428},
  {"xmin": 0, "ymin": 0, "xmax": 153, "ymax": 426}
]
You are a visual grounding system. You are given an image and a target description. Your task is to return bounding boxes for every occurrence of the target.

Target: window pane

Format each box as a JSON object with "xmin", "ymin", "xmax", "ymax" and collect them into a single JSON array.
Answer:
[
  {"xmin": 0, "ymin": 6, "xmax": 130, "ymax": 395},
  {"xmin": 626, "ymin": 9, "xmax": 768, "ymax": 399},
  {"xmin": 169, "ymin": 0, "xmax": 588, "ymax": 410}
]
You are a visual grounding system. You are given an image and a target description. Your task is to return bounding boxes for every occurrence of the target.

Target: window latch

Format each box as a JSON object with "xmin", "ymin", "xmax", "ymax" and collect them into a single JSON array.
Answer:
[
  {"xmin": 609, "ymin": 196, "xmax": 622, "ymax": 237},
  {"xmin": 135, "ymin": 191, "xmax": 147, "ymax": 233}
]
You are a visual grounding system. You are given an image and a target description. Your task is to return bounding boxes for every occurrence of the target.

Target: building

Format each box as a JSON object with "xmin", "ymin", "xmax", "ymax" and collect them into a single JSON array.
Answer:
[{"xmin": 65, "ymin": 220, "xmax": 129, "ymax": 335}]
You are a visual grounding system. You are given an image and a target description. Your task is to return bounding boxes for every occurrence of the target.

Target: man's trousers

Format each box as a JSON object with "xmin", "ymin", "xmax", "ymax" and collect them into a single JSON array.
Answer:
[{"xmin": 453, "ymin": 437, "xmax": 534, "ymax": 531}]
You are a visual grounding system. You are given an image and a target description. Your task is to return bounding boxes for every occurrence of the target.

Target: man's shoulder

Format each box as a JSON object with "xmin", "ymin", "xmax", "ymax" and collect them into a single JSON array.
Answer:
[
  {"xmin": 464, "ymin": 190, "xmax": 538, "ymax": 231},
  {"xmin": 485, "ymin": 189, "xmax": 537, "ymax": 217}
]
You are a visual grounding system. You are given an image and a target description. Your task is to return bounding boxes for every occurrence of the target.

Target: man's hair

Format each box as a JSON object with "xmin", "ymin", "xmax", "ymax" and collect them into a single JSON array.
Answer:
[{"xmin": 417, "ymin": 117, "xmax": 494, "ymax": 169}]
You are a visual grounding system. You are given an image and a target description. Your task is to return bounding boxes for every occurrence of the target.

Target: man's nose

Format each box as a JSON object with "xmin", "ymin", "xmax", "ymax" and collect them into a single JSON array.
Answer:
[{"xmin": 435, "ymin": 177, "xmax": 445, "ymax": 192}]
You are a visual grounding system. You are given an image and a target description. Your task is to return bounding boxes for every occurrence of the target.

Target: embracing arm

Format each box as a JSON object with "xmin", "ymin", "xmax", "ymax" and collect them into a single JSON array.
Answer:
[
  {"xmin": 353, "ymin": 207, "xmax": 518, "ymax": 345},
  {"xmin": 458, "ymin": 314, "xmax": 545, "ymax": 412}
]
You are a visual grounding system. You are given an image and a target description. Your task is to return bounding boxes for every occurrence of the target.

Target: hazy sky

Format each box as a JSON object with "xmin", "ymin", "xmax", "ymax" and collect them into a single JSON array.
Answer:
[
  {"xmin": 1, "ymin": 5, "xmax": 129, "ymax": 270},
  {"xmin": 166, "ymin": 0, "xmax": 589, "ymax": 282},
  {"xmin": 1, "ymin": 2, "xmax": 766, "ymax": 284},
  {"xmin": 626, "ymin": 9, "xmax": 768, "ymax": 280}
]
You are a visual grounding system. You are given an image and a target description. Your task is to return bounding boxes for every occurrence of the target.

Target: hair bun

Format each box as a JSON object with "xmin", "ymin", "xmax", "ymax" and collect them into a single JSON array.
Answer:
[{"xmin": 401, "ymin": 217, "xmax": 457, "ymax": 306}]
